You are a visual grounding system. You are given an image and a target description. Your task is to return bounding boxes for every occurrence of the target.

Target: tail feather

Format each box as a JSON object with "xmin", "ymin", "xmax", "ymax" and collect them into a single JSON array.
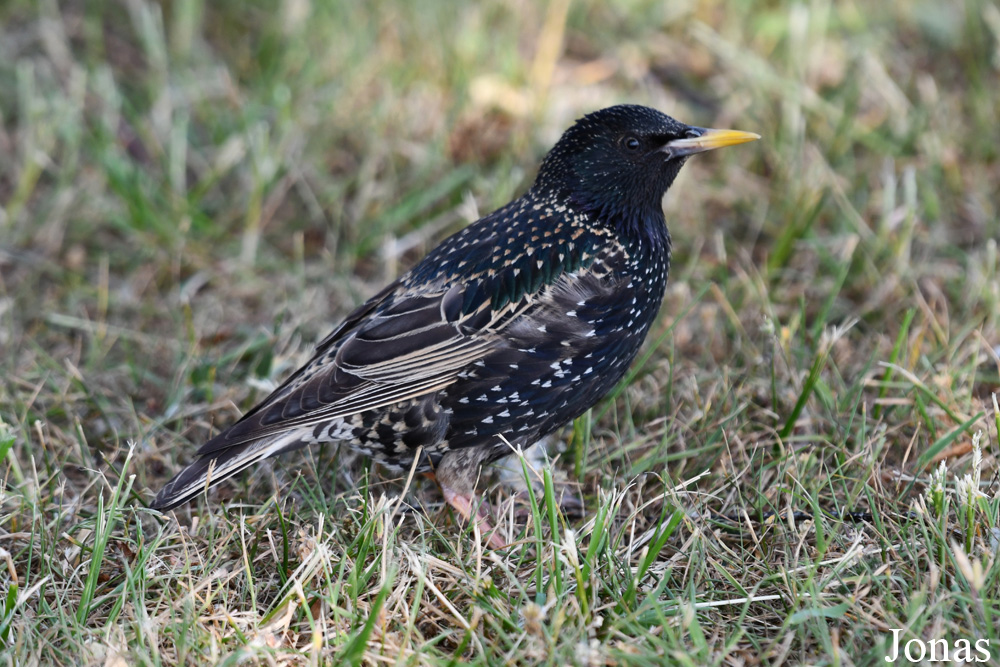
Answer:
[{"xmin": 151, "ymin": 431, "xmax": 304, "ymax": 511}]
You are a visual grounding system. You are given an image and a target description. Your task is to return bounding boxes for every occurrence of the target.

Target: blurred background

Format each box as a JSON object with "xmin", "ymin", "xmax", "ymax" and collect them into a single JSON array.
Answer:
[{"xmin": 1, "ymin": 0, "xmax": 998, "ymax": 663}]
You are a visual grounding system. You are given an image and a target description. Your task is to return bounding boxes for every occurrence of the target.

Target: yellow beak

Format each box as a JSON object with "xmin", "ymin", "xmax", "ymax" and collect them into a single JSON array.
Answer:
[{"xmin": 664, "ymin": 128, "xmax": 761, "ymax": 157}]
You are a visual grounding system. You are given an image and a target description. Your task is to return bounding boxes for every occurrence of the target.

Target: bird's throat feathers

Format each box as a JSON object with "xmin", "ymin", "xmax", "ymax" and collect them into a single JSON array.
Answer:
[
  {"xmin": 583, "ymin": 193, "xmax": 671, "ymax": 252},
  {"xmin": 555, "ymin": 177, "xmax": 674, "ymax": 255},
  {"xmin": 544, "ymin": 156, "xmax": 683, "ymax": 254}
]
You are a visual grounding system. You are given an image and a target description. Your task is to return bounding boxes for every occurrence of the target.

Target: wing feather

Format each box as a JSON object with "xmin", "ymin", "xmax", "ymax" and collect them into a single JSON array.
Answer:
[
  {"xmin": 196, "ymin": 282, "xmax": 498, "ymax": 454},
  {"xmin": 192, "ymin": 215, "xmax": 582, "ymax": 457}
]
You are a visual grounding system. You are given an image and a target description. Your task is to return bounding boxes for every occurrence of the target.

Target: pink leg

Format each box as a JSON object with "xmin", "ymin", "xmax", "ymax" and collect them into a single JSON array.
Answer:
[{"xmin": 441, "ymin": 484, "xmax": 508, "ymax": 550}]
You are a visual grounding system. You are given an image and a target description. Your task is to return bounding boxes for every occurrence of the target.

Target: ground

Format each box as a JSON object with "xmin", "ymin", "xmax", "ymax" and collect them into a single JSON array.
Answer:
[{"xmin": 1, "ymin": 0, "xmax": 999, "ymax": 665}]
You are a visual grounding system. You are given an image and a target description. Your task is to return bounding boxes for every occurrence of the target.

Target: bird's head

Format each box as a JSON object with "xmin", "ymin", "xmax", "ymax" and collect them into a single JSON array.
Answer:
[{"xmin": 535, "ymin": 104, "xmax": 759, "ymax": 245}]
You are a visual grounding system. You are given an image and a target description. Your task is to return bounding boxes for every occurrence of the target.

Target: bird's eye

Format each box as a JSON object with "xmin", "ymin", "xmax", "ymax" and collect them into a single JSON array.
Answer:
[{"xmin": 623, "ymin": 136, "xmax": 641, "ymax": 152}]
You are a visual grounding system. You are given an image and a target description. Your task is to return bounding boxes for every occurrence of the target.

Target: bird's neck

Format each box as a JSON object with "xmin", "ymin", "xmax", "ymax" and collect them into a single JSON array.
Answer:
[
  {"xmin": 528, "ymin": 184, "xmax": 673, "ymax": 304},
  {"xmin": 533, "ymin": 180, "xmax": 672, "ymax": 254},
  {"xmin": 610, "ymin": 205, "xmax": 671, "ymax": 254}
]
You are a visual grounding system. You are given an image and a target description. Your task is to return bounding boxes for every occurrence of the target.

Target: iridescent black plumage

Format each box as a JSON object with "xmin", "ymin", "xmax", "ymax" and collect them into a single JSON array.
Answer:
[{"xmin": 152, "ymin": 105, "xmax": 758, "ymax": 543}]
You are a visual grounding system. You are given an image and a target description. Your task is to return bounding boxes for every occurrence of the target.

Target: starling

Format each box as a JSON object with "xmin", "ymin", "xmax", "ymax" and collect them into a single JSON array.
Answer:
[{"xmin": 151, "ymin": 105, "xmax": 758, "ymax": 547}]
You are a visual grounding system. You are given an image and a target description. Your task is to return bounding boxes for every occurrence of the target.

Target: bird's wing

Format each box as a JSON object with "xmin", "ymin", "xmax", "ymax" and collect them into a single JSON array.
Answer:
[
  {"xmin": 193, "ymin": 201, "xmax": 606, "ymax": 456},
  {"xmin": 195, "ymin": 278, "xmax": 527, "ymax": 455}
]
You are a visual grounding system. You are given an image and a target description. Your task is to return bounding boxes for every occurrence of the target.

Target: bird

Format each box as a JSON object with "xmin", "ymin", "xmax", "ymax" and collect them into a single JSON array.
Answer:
[{"xmin": 151, "ymin": 104, "xmax": 759, "ymax": 547}]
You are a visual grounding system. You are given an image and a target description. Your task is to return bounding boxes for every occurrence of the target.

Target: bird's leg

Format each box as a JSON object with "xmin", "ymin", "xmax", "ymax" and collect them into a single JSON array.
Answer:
[
  {"xmin": 440, "ymin": 484, "xmax": 508, "ymax": 550},
  {"xmin": 433, "ymin": 448, "xmax": 507, "ymax": 549}
]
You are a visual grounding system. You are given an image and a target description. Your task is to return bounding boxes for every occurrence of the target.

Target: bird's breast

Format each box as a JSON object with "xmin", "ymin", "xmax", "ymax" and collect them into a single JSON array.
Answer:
[{"xmin": 440, "ymin": 235, "xmax": 670, "ymax": 453}]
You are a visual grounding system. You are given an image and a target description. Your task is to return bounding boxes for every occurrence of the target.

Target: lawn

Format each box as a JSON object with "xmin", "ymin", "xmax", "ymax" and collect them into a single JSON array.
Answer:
[{"xmin": 1, "ymin": 0, "xmax": 999, "ymax": 664}]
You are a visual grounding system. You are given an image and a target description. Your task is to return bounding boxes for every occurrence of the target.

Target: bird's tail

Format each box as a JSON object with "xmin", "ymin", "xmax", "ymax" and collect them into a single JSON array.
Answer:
[{"xmin": 151, "ymin": 431, "xmax": 305, "ymax": 511}]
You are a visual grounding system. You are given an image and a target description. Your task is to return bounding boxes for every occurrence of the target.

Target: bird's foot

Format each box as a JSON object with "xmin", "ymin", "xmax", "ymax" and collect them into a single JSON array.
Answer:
[{"xmin": 440, "ymin": 484, "xmax": 508, "ymax": 550}]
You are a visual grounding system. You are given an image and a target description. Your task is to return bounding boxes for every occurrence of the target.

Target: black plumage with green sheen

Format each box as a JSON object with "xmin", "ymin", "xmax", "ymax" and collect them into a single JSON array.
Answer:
[{"xmin": 152, "ymin": 105, "xmax": 758, "ymax": 542}]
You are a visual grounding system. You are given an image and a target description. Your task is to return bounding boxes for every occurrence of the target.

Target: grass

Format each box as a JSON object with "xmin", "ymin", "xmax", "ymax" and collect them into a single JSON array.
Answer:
[{"xmin": 2, "ymin": 0, "xmax": 999, "ymax": 664}]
